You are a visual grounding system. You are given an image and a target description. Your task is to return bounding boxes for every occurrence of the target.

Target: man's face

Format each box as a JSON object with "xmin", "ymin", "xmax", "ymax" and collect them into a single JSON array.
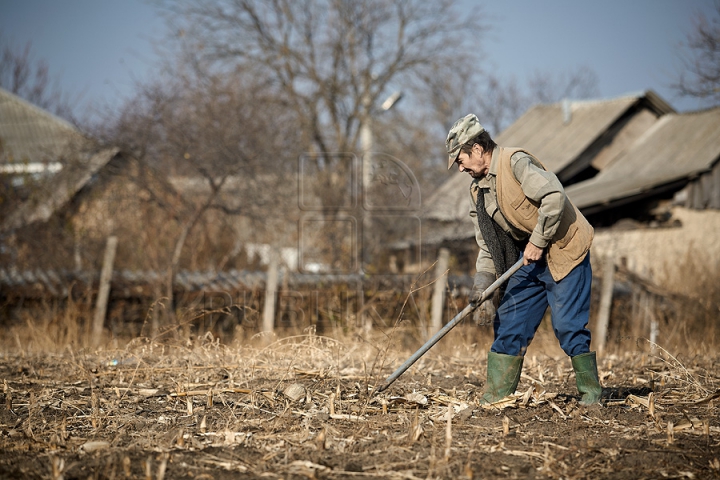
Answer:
[{"xmin": 455, "ymin": 144, "xmax": 489, "ymax": 178}]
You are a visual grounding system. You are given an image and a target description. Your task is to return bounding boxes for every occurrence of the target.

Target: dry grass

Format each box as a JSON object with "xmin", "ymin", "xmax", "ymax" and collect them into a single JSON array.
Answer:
[
  {"xmin": 1, "ymin": 319, "xmax": 719, "ymax": 479},
  {"xmin": 2, "ymin": 265, "xmax": 719, "ymax": 478}
]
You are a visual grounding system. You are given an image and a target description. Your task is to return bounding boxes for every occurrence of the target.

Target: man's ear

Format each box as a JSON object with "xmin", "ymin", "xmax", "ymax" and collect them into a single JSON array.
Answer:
[{"xmin": 472, "ymin": 143, "xmax": 484, "ymax": 156}]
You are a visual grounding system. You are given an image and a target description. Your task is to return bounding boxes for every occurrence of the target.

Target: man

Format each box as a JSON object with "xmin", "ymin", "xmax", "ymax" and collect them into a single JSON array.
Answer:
[{"xmin": 446, "ymin": 113, "xmax": 602, "ymax": 405}]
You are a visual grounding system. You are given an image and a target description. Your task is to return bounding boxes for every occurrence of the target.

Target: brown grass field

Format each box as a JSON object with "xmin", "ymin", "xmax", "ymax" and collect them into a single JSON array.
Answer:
[{"xmin": 0, "ymin": 318, "xmax": 718, "ymax": 480}]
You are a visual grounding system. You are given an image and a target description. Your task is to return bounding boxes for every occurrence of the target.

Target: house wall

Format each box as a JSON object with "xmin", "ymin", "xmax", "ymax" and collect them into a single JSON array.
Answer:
[
  {"xmin": 590, "ymin": 206, "xmax": 720, "ymax": 294},
  {"xmin": 682, "ymin": 160, "xmax": 720, "ymax": 209}
]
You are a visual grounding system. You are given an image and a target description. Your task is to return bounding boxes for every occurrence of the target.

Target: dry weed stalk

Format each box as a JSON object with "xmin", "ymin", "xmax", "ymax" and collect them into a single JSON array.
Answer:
[
  {"xmin": 642, "ymin": 339, "xmax": 710, "ymax": 397},
  {"xmin": 91, "ymin": 391, "xmax": 100, "ymax": 429},
  {"xmin": 4, "ymin": 380, "xmax": 11, "ymax": 411},
  {"xmin": 364, "ymin": 261, "xmax": 448, "ymax": 392},
  {"xmin": 122, "ymin": 456, "xmax": 131, "ymax": 477},
  {"xmin": 329, "ymin": 393, "xmax": 336, "ymax": 415},
  {"xmin": 648, "ymin": 392, "xmax": 655, "ymax": 418},
  {"xmin": 51, "ymin": 456, "xmax": 64, "ymax": 480},
  {"xmin": 315, "ymin": 428, "xmax": 327, "ymax": 451},
  {"xmin": 444, "ymin": 406, "xmax": 452, "ymax": 460},
  {"xmin": 144, "ymin": 456, "xmax": 152, "ymax": 480},
  {"xmin": 60, "ymin": 418, "xmax": 67, "ymax": 442},
  {"xmin": 200, "ymin": 415, "xmax": 207, "ymax": 434},
  {"xmin": 410, "ymin": 407, "xmax": 424, "ymax": 443},
  {"xmin": 157, "ymin": 453, "xmax": 169, "ymax": 480},
  {"xmin": 705, "ymin": 421, "xmax": 711, "ymax": 446}
]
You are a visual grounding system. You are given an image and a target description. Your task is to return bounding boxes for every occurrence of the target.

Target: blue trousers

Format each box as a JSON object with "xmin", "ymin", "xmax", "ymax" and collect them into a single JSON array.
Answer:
[{"xmin": 491, "ymin": 253, "xmax": 592, "ymax": 357}]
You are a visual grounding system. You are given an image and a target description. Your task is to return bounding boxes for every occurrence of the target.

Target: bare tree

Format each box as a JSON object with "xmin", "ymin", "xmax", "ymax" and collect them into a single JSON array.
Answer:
[
  {"xmin": 145, "ymin": 1, "xmax": 599, "ymax": 280},
  {"xmin": 160, "ymin": 0, "xmax": 480, "ymax": 147},
  {"xmin": 96, "ymin": 64, "xmax": 299, "ymax": 325},
  {"xmin": 474, "ymin": 75, "xmax": 528, "ymax": 136},
  {"xmin": 674, "ymin": 1, "xmax": 720, "ymax": 106},
  {"xmin": 435, "ymin": 66, "xmax": 600, "ymax": 137},
  {"xmin": 526, "ymin": 66, "xmax": 599, "ymax": 106},
  {"xmin": 157, "ymin": 0, "xmax": 483, "ymax": 206},
  {"xmin": 0, "ymin": 34, "xmax": 73, "ymax": 119}
]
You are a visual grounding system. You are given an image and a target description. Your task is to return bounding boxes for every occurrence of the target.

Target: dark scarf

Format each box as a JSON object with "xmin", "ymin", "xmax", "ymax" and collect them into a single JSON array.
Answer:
[{"xmin": 475, "ymin": 189, "xmax": 520, "ymax": 279}]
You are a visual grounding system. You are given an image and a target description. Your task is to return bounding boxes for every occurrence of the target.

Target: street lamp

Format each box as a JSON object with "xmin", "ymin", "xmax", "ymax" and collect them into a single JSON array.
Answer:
[{"xmin": 361, "ymin": 91, "xmax": 403, "ymax": 190}]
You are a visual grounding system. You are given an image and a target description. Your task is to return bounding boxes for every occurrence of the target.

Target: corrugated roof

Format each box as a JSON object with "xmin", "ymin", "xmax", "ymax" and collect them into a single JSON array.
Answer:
[
  {"xmin": 424, "ymin": 92, "xmax": 665, "ymax": 223},
  {"xmin": 1, "ymin": 147, "xmax": 120, "ymax": 231},
  {"xmin": 494, "ymin": 90, "xmax": 672, "ymax": 173},
  {"xmin": 566, "ymin": 107, "xmax": 720, "ymax": 210},
  {"xmin": 495, "ymin": 95, "xmax": 638, "ymax": 172},
  {"xmin": 0, "ymin": 87, "xmax": 81, "ymax": 164},
  {"xmin": 0, "ymin": 267, "xmax": 369, "ymax": 299}
]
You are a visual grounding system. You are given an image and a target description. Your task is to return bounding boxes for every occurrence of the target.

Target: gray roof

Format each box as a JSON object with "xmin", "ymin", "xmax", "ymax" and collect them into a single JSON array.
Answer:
[
  {"xmin": 0, "ymin": 87, "xmax": 82, "ymax": 164},
  {"xmin": 494, "ymin": 90, "xmax": 673, "ymax": 174},
  {"xmin": 566, "ymin": 107, "xmax": 720, "ymax": 211},
  {"xmin": 1, "ymin": 147, "xmax": 120, "ymax": 231},
  {"xmin": 423, "ymin": 91, "xmax": 674, "ymax": 224}
]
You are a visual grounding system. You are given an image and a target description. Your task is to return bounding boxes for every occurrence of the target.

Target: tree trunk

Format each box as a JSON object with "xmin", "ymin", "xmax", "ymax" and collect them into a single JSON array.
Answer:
[{"xmin": 166, "ymin": 195, "xmax": 218, "ymax": 330}]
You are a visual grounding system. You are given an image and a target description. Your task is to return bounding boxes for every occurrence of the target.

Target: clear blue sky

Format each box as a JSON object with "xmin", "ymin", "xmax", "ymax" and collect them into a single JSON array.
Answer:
[{"xmin": 0, "ymin": 0, "xmax": 717, "ymax": 119}]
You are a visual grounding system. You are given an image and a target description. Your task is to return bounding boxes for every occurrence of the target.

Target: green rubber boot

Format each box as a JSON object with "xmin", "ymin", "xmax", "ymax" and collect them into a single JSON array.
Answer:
[
  {"xmin": 479, "ymin": 352, "xmax": 524, "ymax": 405},
  {"xmin": 571, "ymin": 351, "xmax": 602, "ymax": 405}
]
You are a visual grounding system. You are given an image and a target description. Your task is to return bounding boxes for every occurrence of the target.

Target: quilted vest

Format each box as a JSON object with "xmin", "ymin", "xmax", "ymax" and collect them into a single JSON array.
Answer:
[{"xmin": 495, "ymin": 147, "xmax": 594, "ymax": 281}]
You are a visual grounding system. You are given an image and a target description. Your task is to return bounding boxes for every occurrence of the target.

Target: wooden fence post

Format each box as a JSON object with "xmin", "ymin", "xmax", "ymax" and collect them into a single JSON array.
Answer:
[
  {"xmin": 595, "ymin": 254, "xmax": 614, "ymax": 356},
  {"xmin": 262, "ymin": 252, "xmax": 280, "ymax": 335},
  {"xmin": 649, "ymin": 314, "xmax": 659, "ymax": 355},
  {"xmin": 430, "ymin": 248, "xmax": 450, "ymax": 336},
  {"xmin": 92, "ymin": 236, "xmax": 118, "ymax": 348}
]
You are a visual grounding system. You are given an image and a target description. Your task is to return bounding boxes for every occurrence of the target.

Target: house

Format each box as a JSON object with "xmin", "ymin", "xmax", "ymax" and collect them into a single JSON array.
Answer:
[
  {"xmin": 0, "ymin": 87, "xmax": 317, "ymax": 327},
  {"xmin": 418, "ymin": 90, "xmax": 720, "ymax": 291},
  {"xmin": 0, "ymin": 86, "xmax": 82, "ymax": 177},
  {"xmin": 411, "ymin": 90, "xmax": 720, "ymax": 347},
  {"xmin": 0, "ymin": 86, "xmax": 187, "ymax": 300},
  {"xmin": 421, "ymin": 91, "xmax": 676, "ymax": 273},
  {"xmin": 567, "ymin": 106, "xmax": 720, "ymax": 219},
  {"xmin": 566, "ymin": 106, "xmax": 720, "ymax": 290}
]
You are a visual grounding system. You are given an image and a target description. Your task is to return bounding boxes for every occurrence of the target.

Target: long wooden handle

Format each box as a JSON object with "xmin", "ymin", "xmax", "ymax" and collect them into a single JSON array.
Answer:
[{"xmin": 377, "ymin": 257, "xmax": 524, "ymax": 392}]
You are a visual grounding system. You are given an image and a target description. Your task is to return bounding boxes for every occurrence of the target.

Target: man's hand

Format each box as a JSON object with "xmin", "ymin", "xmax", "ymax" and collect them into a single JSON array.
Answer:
[
  {"xmin": 523, "ymin": 242, "xmax": 544, "ymax": 265},
  {"xmin": 470, "ymin": 272, "xmax": 496, "ymax": 325}
]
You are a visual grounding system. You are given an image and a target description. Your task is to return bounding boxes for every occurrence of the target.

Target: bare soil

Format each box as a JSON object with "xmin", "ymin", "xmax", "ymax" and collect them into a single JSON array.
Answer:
[{"xmin": 0, "ymin": 330, "xmax": 718, "ymax": 479}]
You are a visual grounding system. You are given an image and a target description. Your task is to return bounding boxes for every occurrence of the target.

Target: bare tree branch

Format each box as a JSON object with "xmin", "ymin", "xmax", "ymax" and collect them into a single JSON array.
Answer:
[
  {"xmin": 0, "ymin": 34, "xmax": 75, "ymax": 120},
  {"xmin": 157, "ymin": 0, "xmax": 482, "ymax": 154},
  {"xmin": 673, "ymin": 1, "xmax": 720, "ymax": 105},
  {"xmin": 527, "ymin": 66, "xmax": 600, "ymax": 106}
]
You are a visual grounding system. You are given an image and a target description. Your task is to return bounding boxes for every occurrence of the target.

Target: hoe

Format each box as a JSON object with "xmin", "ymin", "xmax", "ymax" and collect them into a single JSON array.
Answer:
[{"xmin": 378, "ymin": 257, "xmax": 524, "ymax": 392}]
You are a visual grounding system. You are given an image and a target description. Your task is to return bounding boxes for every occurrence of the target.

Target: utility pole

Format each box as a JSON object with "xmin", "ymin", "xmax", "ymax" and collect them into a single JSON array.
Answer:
[
  {"xmin": 360, "ymin": 91, "xmax": 403, "ymax": 196},
  {"xmin": 358, "ymin": 91, "xmax": 403, "ymax": 331}
]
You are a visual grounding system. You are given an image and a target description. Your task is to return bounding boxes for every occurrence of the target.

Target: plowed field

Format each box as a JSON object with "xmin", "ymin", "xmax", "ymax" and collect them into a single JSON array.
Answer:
[{"xmin": 1, "ymin": 329, "xmax": 718, "ymax": 479}]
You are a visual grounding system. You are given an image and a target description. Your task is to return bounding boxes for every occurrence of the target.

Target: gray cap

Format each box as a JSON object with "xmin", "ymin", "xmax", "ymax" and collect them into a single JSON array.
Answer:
[{"xmin": 446, "ymin": 114, "xmax": 485, "ymax": 169}]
